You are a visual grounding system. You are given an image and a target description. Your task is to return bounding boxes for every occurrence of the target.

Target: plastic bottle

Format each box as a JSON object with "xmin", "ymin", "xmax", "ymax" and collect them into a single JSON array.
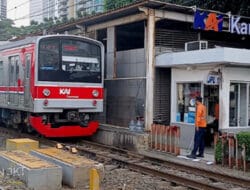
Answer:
[{"xmin": 129, "ymin": 120, "xmax": 136, "ymax": 132}]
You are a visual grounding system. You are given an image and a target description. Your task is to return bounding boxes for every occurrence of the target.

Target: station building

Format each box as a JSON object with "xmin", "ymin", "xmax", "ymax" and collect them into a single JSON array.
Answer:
[{"xmin": 53, "ymin": 0, "xmax": 250, "ymax": 149}]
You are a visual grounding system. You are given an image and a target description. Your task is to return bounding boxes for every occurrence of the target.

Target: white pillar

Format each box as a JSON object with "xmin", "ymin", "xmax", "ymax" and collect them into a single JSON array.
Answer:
[{"xmin": 145, "ymin": 9, "xmax": 155, "ymax": 131}]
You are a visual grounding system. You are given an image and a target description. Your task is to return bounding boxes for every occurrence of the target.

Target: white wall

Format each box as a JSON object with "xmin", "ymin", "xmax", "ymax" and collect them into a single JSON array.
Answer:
[
  {"xmin": 171, "ymin": 66, "xmax": 250, "ymax": 130},
  {"xmin": 221, "ymin": 67, "xmax": 250, "ymax": 130}
]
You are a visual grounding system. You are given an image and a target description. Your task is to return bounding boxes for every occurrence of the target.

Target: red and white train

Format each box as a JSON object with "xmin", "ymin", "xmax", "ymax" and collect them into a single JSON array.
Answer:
[{"xmin": 0, "ymin": 35, "xmax": 104, "ymax": 137}]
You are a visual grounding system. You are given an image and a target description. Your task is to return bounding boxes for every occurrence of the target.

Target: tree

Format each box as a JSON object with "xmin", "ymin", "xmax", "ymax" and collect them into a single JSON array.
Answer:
[
  {"xmin": 0, "ymin": 19, "xmax": 21, "ymax": 40},
  {"xmin": 165, "ymin": 0, "xmax": 250, "ymax": 16}
]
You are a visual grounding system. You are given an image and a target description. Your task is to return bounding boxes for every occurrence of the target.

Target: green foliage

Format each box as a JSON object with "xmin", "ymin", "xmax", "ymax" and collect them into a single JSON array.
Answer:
[
  {"xmin": 236, "ymin": 132, "xmax": 250, "ymax": 161},
  {"xmin": 77, "ymin": 10, "xmax": 83, "ymax": 18},
  {"xmin": 103, "ymin": 0, "xmax": 249, "ymax": 16},
  {"xmin": 0, "ymin": 19, "xmax": 17, "ymax": 40},
  {"xmin": 161, "ymin": 0, "xmax": 250, "ymax": 16},
  {"xmin": 215, "ymin": 139, "xmax": 222, "ymax": 163}
]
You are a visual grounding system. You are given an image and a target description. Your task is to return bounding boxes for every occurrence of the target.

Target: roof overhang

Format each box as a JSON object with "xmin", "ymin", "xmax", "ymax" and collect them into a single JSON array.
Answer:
[
  {"xmin": 53, "ymin": 0, "xmax": 195, "ymax": 33},
  {"xmin": 155, "ymin": 48, "xmax": 250, "ymax": 68}
]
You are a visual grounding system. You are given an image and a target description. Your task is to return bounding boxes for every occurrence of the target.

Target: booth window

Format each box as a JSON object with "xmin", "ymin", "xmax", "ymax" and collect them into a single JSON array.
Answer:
[
  {"xmin": 229, "ymin": 83, "xmax": 249, "ymax": 127},
  {"xmin": 176, "ymin": 83, "xmax": 201, "ymax": 123}
]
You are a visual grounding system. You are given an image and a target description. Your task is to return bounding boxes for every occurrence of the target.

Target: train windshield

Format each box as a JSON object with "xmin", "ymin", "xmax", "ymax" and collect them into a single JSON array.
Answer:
[{"xmin": 38, "ymin": 38, "xmax": 101, "ymax": 83}]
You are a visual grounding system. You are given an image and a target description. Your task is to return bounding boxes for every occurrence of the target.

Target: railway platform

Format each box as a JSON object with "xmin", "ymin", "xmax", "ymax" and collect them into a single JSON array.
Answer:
[
  {"xmin": 31, "ymin": 147, "xmax": 104, "ymax": 188},
  {"xmin": 0, "ymin": 150, "xmax": 62, "ymax": 190},
  {"xmin": 93, "ymin": 124, "xmax": 250, "ymax": 179}
]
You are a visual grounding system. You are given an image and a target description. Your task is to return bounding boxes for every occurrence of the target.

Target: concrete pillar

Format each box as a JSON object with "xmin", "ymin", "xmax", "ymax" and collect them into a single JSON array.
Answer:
[
  {"xmin": 145, "ymin": 9, "xmax": 155, "ymax": 131},
  {"xmin": 106, "ymin": 27, "xmax": 116, "ymax": 79}
]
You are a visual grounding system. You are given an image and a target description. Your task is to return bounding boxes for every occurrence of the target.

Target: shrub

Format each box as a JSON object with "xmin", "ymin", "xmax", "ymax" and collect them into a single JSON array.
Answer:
[
  {"xmin": 236, "ymin": 132, "xmax": 250, "ymax": 161},
  {"xmin": 215, "ymin": 138, "xmax": 222, "ymax": 163}
]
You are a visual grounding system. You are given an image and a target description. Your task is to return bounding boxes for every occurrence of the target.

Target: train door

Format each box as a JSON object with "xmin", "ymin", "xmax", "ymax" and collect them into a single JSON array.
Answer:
[
  {"xmin": 8, "ymin": 56, "xmax": 19, "ymax": 105},
  {"xmin": 24, "ymin": 54, "xmax": 31, "ymax": 107}
]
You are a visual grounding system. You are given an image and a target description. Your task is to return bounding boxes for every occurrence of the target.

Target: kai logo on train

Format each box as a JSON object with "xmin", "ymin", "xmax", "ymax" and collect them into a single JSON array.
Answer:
[
  {"xmin": 59, "ymin": 88, "xmax": 71, "ymax": 95},
  {"xmin": 193, "ymin": 10, "xmax": 224, "ymax": 32},
  {"xmin": 193, "ymin": 10, "xmax": 250, "ymax": 35}
]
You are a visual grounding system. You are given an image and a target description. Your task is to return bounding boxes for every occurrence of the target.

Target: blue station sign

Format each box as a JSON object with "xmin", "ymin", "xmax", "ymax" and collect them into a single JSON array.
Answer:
[{"xmin": 193, "ymin": 10, "xmax": 250, "ymax": 35}]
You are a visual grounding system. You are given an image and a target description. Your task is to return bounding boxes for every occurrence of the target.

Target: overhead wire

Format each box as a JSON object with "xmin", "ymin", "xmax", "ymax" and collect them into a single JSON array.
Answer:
[{"xmin": 6, "ymin": 0, "xmax": 31, "ymax": 13}]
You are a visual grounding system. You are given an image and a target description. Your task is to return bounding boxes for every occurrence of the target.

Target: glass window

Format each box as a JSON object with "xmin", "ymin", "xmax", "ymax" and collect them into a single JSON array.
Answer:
[
  {"xmin": 240, "ymin": 84, "xmax": 247, "ymax": 126},
  {"xmin": 25, "ymin": 54, "xmax": 31, "ymax": 78},
  {"xmin": 7, "ymin": 56, "xmax": 20, "ymax": 85},
  {"xmin": 15, "ymin": 57, "xmax": 19, "ymax": 82},
  {"xmin": 176, "ymin": 83, "xmax": 201, "ymax": 123},
  {"xmin": 61, "ymin": 39, "xmax": 101, "ymax": 83},
  {"xmin": 229, "ymin": 83, "xmax": 249, "ymax": 127},
  {"xmin": 9, "ymin": 57, "xmax": 16, "ymax": 84},
  {"xmin": 38, "ymin": 37, "xmax": 102, "ymax": 83},
  {"xmin": 39, "ymin": 39, "xmax": 60, "ymax": 71}
]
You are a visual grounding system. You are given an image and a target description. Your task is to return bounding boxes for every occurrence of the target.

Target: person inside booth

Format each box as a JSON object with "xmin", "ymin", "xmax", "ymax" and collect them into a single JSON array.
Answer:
[{"xmin": 213, "ymin": 97, "xmax": 219, "ymax": 133}]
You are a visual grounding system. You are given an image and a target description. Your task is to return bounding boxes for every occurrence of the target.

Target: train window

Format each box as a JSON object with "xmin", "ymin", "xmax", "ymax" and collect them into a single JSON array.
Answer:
[
  {"xmin": 38, "ymin": 38, "xmax": 102, "ymax": 83},
  {"xmin": 8, "ymin": 56, "xmax": 20, "ymax": 85},
  {"xmin": 25, "ymin": 54, "xmax": 31, "ymax": 78},
  {"xmin": 9, "ymin": 57, "xmax": 15, "ymax": 84},
  {"xmin": 39, "ymin": 39, "xmax": 59, "ymax": 71},
  {"xmin": 15, "ymin": 57, "xmax": 19, "ymax": 82},
  {"xmin": 61, "ymin": 39, "xmax": 101, "ymax": 82}
]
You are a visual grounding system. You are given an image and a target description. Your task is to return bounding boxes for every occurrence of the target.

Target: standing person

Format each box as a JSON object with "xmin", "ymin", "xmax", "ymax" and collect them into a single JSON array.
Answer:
[{"xmin": 187, "ymin": 96, "xmax": 207, "ymax": 159}]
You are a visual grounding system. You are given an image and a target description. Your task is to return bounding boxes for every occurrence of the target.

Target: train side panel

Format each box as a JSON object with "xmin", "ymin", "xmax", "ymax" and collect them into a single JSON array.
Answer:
[{"xmin": 0, "ymin": 45, "xmax": 35, "ymax": 112}]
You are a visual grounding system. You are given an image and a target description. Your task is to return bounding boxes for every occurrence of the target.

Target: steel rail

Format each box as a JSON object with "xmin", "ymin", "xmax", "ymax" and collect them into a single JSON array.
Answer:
[
  {"xmin": 75, "ymin": 143, "xmax": 227, "ymax": 190},
  {"xmin": 0, "ymin": 127, "xmax": 249, "ymax": 190},
  {"xmin": 78, "ymin": 140, "xmax": 250, "ymax": 189}
]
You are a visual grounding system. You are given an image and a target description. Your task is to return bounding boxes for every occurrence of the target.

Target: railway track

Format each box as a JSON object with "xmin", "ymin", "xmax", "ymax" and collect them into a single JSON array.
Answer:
[
  {"xmin": 74, "ymin": 140, "xmax": 250, "ymax": 190},
  {"xmin": 0, "ymin": 126, "xmax": 249, "ymax": 190}
]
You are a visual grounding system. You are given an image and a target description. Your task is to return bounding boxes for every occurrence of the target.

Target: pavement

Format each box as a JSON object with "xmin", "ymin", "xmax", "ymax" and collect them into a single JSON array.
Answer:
[{"xmin": 179, "ymin": 146, "xmax": 214, "ymax": 164}]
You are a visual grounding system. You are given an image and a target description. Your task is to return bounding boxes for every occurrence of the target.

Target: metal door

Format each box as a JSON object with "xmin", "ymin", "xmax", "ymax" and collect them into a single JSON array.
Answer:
[
  {"xmin": 8, "ymin": 57, "xmax": 15, "ymax": 105},
  {"xmin": 24, "ymin": 54, "xmax": 31, "ymax": 107},
  {"xmin": 8, "ymin": 56, "xmax": 19, "ymax": 105}
]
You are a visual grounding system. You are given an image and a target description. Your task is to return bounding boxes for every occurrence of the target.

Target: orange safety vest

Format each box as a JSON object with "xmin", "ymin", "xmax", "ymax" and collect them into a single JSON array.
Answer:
[{"xmin": 195, "ymin": 102, "xmax": 207, "ymax": 128}]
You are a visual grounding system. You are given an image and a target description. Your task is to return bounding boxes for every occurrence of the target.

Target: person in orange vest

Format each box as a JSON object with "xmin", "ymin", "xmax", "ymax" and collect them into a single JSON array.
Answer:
[{"xmin": 187, "ymin": 96, "xmax": 207, "ymax": 159}]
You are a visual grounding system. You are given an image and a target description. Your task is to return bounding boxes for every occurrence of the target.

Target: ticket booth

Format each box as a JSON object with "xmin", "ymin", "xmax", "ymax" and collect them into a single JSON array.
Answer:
[{"xmin": 156, "ymin": 47, "xmax": 250, "ymax": 149}]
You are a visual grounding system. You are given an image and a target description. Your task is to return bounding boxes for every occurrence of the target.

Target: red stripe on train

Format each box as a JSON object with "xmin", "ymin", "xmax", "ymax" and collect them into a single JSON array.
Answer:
[
  {"xmin": 35, "ymin": 86, "xmax": 103, "ymax": 99},
  {"xmin": 0, "ymin": 86, "xmax": 24, "ymax": 92}
]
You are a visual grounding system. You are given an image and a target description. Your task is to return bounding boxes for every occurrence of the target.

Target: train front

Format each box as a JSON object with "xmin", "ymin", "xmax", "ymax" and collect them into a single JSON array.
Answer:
[{"xmin": 30, "ymin": 35, "xmax": 104, "ymax": 137}]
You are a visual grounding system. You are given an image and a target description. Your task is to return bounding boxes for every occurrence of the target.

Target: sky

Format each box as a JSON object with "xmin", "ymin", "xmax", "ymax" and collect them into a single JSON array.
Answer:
[{"xmin": 7, "ymin": 0, "xmax": 30, "ymax": 27}]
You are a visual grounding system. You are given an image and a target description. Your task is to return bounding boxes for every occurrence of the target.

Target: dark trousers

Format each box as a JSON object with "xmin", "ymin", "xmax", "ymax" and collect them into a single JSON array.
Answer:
[{"xmin": 191, "ymin": 127, "xmax": 206, "ymax": 156}]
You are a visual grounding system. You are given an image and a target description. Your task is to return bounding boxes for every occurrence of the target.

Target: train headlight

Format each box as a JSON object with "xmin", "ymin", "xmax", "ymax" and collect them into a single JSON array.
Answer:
[
  {"xmin": 43, "ymin": 89, "xmax": 51, "ymax": 97},
  {"xmin": 92, "ymin": 90, "xmax": 99, "ymax": 97}
]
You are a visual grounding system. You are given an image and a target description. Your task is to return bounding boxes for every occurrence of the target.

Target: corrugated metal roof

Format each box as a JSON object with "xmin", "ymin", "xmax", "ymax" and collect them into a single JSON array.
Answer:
[{"xmin": 53, "ymin": 0, "xmax": 194, "ymax": 33}]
